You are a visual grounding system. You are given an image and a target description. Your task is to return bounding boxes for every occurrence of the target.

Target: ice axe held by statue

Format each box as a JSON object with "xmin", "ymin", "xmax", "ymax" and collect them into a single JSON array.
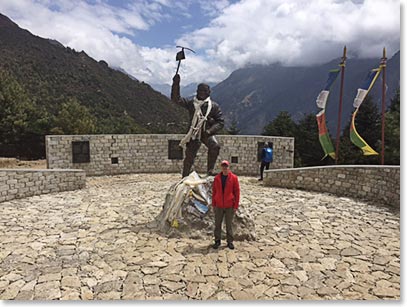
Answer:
[{"xmin": 175, "ymin": 46, "xmax": 195, "ymax": 75}]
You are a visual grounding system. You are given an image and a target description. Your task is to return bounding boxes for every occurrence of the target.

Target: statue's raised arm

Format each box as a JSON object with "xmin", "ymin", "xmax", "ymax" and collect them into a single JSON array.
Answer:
[{"xmin": 171, "ymin": 73, "xmax": 188, "ymax": 109}]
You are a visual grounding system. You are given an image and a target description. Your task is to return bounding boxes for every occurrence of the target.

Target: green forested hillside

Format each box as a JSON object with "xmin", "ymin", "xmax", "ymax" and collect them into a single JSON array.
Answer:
[{"xmin": 0, "ymin": 14, "xmax": 187, "ymax": 158}]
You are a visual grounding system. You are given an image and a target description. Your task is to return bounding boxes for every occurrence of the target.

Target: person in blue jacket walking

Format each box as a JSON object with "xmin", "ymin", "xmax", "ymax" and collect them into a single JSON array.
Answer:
[{"xmin": 259, "ymin": 142, "xmax": 273, "ymax": 181}]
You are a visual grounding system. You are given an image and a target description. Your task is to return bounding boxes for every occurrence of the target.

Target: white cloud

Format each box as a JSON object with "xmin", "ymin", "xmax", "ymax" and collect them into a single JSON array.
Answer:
[
  {"xmin": 197, "ymin": 0, "xmax": 232, "ymax": 17},
  {"xmin": 0, "ymin": 0, "xmax": 168, "ymax": 81},
  {"xmin": 180, "ymin": 0, "xmax": 400, "ymax": 70},
  {"xmin": 0, "ymin": 0, "xmax": 401, "ymax": 86}
]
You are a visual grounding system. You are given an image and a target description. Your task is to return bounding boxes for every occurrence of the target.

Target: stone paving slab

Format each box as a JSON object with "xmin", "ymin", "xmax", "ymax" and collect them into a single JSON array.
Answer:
[{"xmin": 0, "ymin": 173, "xmax": 400, "ymax": 300}]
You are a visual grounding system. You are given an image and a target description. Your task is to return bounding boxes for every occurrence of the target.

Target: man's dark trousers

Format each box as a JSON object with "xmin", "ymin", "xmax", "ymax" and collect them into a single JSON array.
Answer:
[
  {"xmin": 260, "ymin": 161, "xmax": 270, "ymax": 180},
  {"xmin": 214, "ymin": 207, "xmax": 234, "ymax": 243}
]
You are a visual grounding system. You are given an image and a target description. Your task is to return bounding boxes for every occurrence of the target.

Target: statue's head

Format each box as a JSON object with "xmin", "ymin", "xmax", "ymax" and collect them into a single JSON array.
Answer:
[{"xmin": 196, "ymin": 83, "xmax": 210, "ymax": 100}]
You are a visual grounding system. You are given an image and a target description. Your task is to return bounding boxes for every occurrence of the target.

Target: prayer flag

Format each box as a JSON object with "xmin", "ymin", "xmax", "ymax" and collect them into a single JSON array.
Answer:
[
  {"xmin": 353, "ymin": 68, "xmax": 381, "ymax": 108},
  {"xmin": 350, "ymin": 68, "xmax": 381, "ymax": 155},
  {"xmin": 315, "ymin": 69, "xmax": 340, "ymax": 159},
  {"xmin": 316, "ymin": 110, "xmax": 336, "ymax": 159}
]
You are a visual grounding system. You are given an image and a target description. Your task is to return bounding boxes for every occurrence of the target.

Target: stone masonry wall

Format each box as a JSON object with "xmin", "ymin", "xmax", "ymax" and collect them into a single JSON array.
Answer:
[
  {"xmin": 0, "ymin": 169, "xmax": 86, "ymax": 203},
  {"xmin": 46, "ymin": 134, "xmax": 294, "ymax": 176},
  {"xmin": 264, "ymin": 165, "xmax": 400, "ymax": 208}
]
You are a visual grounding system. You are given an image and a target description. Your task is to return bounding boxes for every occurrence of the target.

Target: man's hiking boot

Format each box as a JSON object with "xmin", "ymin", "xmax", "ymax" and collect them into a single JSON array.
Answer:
[
  {"xmin": 213, "ymin": 240, "xmax": 221, "ymax": 249},
  {"xmin": 227, "ymin": 242, "xmax": 235, "ymax": 250}
]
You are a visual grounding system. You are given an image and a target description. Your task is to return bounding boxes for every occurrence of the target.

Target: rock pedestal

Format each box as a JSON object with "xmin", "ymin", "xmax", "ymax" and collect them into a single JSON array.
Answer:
[{"xmin": 155, "ymin": 172, "xmax": 256, "ymax": 241}]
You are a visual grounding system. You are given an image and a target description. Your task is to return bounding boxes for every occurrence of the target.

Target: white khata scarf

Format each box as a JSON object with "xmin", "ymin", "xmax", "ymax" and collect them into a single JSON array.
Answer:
[{"xmin": 179, "ymin": 96, "xmax": 212, "ymax": 147}]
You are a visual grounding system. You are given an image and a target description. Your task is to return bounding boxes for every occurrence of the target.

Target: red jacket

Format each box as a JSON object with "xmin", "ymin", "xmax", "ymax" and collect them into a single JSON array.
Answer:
[{"xmin": 212, "ymin": 171, "xmax": 240, "ymax": 210}]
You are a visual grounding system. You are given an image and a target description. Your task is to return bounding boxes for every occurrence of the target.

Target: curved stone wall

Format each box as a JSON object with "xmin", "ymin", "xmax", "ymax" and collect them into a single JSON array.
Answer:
[
  {"xmin": 45, "ymin": 134, "xmax": 295, "ymax": 176},
  {"xmin": 0, "ymin": 169, "xmax": 86, "ymax": 203},
  {"xmin": 264, "ymin": 165, "xmax": 400, "ymax": 208}
]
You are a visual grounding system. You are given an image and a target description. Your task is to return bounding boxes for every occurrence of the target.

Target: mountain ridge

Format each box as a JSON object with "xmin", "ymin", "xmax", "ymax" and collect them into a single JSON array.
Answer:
[
  {"xmin": 0, "ymin": 13, "xmax": 188, "ymax": 136},
  {"xmin": 211, "ymin": 51, "xmax": 400, "ymax": 134},
  {"xmin": 150, "ymin": 82, "xmax": 218, "ymax": 98}
]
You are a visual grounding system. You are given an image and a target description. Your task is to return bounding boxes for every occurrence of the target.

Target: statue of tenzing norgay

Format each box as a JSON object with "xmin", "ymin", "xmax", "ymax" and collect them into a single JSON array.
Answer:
[{"xmin": 170, "ymin": 47, "xmax": 224, "ymax": 178}]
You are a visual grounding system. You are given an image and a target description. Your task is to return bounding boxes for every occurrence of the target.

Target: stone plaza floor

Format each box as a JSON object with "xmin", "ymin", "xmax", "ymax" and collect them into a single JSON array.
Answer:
[{"xmin": 0, "ymin": 173, "xmax": 400, "ymax": 300}]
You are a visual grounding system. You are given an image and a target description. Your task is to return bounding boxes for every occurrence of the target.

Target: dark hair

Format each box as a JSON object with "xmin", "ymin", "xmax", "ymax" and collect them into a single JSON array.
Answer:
[
  {"xmin": 268, "ymin": 142, "xmax": 273, "ymax": 148},
  {"xmin": 197, "ymin": 83, "xmax": 210, "ymax": 92}
]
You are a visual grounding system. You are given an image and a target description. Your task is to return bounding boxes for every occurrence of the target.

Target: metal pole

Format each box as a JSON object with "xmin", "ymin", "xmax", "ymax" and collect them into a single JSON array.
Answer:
[
  {"xmin": 380, "ymin": 47, "xmax": 387, "ymax": 165},
  {"xmin": 335, "ymin": 46, "xmax": 347, "ymax": 164}
]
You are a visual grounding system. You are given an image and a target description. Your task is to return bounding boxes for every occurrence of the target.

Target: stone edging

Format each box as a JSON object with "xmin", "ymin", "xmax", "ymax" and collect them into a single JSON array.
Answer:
[
  {"xmin": 0, "ymin": 169, "xmax": 86, "ymax": 203},
  {"xmin": 263, "ymin": 165, "xmax": 400, "ymax": 208}
]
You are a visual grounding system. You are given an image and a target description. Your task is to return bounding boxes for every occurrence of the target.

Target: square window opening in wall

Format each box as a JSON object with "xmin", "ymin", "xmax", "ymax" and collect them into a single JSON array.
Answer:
[
  {"xmin": 72, "ymin": 141, "xmax": 90, "ymax": 163},
  {"xmin": 111, "ymin": 157, "xmax": 119, "ymax": 164},
  {"xmin": 231, "ymin": 156, "xmax": 238, "ymax": 164},
  {"xmin": 168, "ymin": 140, "xmax": 183, "ymax": 160}
]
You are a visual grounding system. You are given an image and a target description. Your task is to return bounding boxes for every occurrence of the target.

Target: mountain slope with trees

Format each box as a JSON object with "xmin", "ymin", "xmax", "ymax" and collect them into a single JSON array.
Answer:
[{"xmin": 0, "ymin": 13, "xmax": 187, "ymax": 158}]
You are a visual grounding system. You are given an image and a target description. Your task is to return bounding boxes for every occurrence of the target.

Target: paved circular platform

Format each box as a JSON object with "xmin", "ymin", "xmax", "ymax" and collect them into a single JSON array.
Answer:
[{"xmin": 0, "ymin": 173, "xmax": 400, "ymax": 300}]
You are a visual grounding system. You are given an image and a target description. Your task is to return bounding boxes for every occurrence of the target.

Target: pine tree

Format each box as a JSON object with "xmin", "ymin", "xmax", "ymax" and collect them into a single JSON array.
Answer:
[
  {"xmin": 112, "ymin": 111, "xmax": 148, "ymax": 134},
  {"xmin": 383, "ymin": 89, "xmax": 400, "ymax": 165},
  {"xmin": 0, "ymin": 70, "xmax": 49, "ymax": 157},
  {"xmin": 227, "ymin": 119, "xmax": 240, "ymax": 135},
  {"xmin": 50, "ymin": 98, "xmax": 96, "ymax": 135},
  {"xmin": 262, "ymin": 111, "xmax": 297, "ymax": 137},
  {"xmin": 0, "ymin": 70, "xmax": 31, "ymax": 144}
]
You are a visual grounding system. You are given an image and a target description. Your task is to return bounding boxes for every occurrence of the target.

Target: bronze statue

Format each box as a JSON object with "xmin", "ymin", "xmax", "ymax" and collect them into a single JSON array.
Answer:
[{"xmin": 171, "ymin": 73, "xmax": 224, "ymax": 177}]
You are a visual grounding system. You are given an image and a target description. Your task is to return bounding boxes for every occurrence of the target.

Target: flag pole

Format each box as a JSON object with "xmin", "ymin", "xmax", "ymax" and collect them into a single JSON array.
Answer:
[
  {"xmin": 380, "ymin": 47, "xmax": 387, "ymax": 165},
  {"xmin": 335, "ymin": 46, "xmax": 347, "ymax": 164}
]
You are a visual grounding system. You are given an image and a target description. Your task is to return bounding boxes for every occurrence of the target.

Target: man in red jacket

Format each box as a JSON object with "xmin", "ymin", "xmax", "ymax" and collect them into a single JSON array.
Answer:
[{"xmin": 212, "ymin": 160, "xmax": 240, "ymax": 250}]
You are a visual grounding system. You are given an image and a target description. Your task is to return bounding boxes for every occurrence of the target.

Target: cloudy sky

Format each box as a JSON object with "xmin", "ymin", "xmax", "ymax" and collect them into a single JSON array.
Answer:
[{"xmin": 0, "ymin": 0, "xmax": 400, "ymax": 85}]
